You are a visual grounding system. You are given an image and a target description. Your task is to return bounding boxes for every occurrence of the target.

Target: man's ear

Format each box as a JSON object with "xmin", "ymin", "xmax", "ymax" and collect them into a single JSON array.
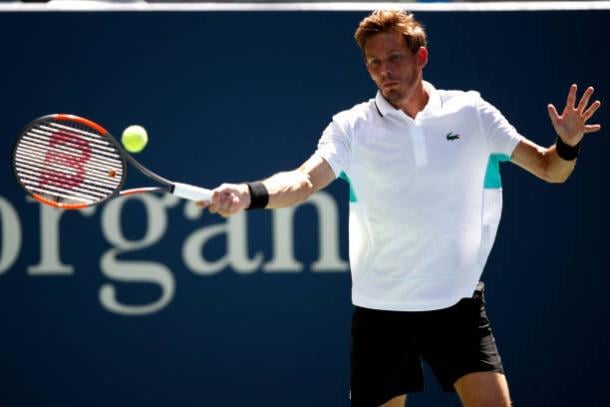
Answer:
[{"xmin": 417, "ymin": 47, "xmax": 428, "ymax": 68}]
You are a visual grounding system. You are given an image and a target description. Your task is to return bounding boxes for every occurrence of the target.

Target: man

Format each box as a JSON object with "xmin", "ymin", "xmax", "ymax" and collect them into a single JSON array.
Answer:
[{"xmin": 197, "ymin": 10, "xmax": 602, "ymax": 407}]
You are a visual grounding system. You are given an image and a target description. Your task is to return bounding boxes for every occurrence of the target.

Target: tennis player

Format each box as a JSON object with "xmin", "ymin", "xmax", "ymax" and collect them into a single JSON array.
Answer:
[{"xmin": 197, "ymin": 10, "xmax": 602, "ymax": 407}]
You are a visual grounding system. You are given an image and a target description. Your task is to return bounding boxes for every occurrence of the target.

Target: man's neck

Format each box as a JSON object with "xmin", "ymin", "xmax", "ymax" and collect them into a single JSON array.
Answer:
[{"xmin": 395, "ymin": 81, "xmax": 429, "ymax": 119}]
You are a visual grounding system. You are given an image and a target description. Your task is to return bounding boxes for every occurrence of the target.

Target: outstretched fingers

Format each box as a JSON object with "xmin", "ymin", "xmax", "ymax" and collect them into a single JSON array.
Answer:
[
  {"xmin": 583, "ymin": 99, "xmax": 602, "ymax": 121},
  {"xmin": 585, "ymin": 124, "xmax": 602, "ymax": 133},
  {"xmin": 577, "ymin": 86, "xmax": 595, "ymax": 112},
  {"xmin": 547, "ymin": 103, "xmax": 560, "ymax": 122},
  {"xmin": 578, "ymin": 87, "xmax": 602, "ymax": 133},
  {"xmin": 548, "ymin": 83, "xmax": 603, "ymax": 144},
  {"xmin": 565, "ymin": 83, "xmax": 578, "ymax": 112}
]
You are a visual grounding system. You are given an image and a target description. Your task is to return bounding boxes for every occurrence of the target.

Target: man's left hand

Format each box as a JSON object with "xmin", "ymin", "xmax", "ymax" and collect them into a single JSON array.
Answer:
[{"xmin": 548, "ymin": 84, "xmax": 602, "ymax": 146}]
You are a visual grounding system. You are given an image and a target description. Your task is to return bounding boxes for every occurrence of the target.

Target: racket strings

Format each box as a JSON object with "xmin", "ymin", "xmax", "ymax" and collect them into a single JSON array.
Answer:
[
  {"xmin": 14, "ymin": 163, "xmax": 114, "ymax": 198},
  {"xmin": 14, "ymin": 147, "xmax": 116, "ymax": 203},
  {"xmin": 17, "ymin": 137, "xmax": 123, "ymax": 180},
  {"xmin": 13, "ymin": 119, "xmax": 125, "ymax": 206}
]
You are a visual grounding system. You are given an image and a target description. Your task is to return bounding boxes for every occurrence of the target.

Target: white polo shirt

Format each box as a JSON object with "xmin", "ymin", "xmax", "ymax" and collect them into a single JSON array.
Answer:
[{"xmin": 314, "ymin": 82, "xmax": 523, "ymax": 311}]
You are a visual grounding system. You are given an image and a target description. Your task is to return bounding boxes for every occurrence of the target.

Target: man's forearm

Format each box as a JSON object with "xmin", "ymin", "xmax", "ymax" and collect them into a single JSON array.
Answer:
[
  {"xmin": 261, "ymin": 169, "xmax": 315, "ymax": 209},
  {"xmin": 542, "ymin": 144, "xmax": 577, "ymax": 183},
  {"xmin": 199, "ymin": 155, "xmax": 335, "ymax": 217},
  {"xmin": 511, "ymin": 138, "xmax": 577, "ymax": 184}
]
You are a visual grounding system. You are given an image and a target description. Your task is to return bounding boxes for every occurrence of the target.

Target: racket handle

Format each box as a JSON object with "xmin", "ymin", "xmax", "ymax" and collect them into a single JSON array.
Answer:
[{"xmin": 172, "ymin": 182, "xmax": 213, "ymax": 201}]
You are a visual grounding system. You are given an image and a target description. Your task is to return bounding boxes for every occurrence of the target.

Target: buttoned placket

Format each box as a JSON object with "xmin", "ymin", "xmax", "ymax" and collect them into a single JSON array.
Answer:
[{"xmin": 396, "ymin": 111, "xmax": 428, "ymax": 167}]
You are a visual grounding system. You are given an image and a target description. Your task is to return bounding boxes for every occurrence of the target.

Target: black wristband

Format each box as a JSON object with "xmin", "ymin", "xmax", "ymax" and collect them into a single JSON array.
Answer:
[
  {"xmin": 246, "ymin": 182, "xmax": 269, "ymax": 210},
  {"xmin": 555, "ymin": 137, "xmax": 581, "ymax": 161}
]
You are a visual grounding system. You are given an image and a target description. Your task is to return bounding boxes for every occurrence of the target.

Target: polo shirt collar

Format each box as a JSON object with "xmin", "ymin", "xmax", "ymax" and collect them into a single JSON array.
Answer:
[{"xmin": 374, "ymin": 81, "xmax": 441, "ymax": 118}]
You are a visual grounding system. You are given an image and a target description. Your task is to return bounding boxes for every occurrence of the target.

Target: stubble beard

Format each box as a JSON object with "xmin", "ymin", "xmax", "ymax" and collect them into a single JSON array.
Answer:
[
  {"xmin": 379, "ymin": 71, "xmax": 420, "ymax": 107},
  {"xmin": 382, "ymin": 88, "xmax": 405, "ymax": 104}
]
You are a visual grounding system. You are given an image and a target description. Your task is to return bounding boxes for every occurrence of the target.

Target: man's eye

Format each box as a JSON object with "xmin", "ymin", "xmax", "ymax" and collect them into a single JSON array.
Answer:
[
  {"xmin": 368, "ymin": 60, "xmax": 380, "ymax": 68},
  {"xmin": 389, "ymin": 54, "xmax": 402, "ymax": 63}
]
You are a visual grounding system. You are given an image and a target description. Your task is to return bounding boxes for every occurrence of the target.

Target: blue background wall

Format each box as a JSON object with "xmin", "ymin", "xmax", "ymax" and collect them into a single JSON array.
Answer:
[{"xmin": 1, "ymin": 9, "xmax": 609, "ymax": 406}]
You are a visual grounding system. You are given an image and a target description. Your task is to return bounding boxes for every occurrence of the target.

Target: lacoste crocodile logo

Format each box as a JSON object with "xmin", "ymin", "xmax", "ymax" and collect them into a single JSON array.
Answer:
[{"xmin": 446, "ymin": 132, "xmax": 460, "ymax": 141}]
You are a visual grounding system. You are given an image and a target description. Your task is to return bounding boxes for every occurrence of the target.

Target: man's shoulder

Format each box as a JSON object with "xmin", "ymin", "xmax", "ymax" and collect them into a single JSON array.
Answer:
[
  {"xmin": 332, "ymin": 98, "xmax": 377, "ymax": 126},
  {"xmin": 436, "ymin": 88, "xmax": 482, "ymax": 106}
]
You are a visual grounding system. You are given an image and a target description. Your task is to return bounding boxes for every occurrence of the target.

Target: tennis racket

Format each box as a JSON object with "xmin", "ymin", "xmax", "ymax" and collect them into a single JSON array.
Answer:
[{"xmin": 12, "ymin": 114, "xmax": 212, "ymax": 210}]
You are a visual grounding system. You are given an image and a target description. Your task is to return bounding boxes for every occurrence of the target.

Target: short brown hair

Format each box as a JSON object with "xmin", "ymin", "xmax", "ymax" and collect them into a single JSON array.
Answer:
[{"xmin": 354, "ymin": 10, "xmax": 427, "ymax": 54}]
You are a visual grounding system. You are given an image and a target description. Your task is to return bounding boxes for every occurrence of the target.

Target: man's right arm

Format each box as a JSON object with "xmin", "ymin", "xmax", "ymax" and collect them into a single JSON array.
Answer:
[{"xmin": 197, "ymin": 154, "xmax": 336, "ymax": 217}]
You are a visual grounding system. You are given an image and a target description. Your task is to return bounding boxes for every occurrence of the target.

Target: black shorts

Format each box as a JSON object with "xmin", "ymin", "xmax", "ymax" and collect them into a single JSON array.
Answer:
[{"xmin": 350, "ymin": 282, "xmax": 503, "ymax": 406}]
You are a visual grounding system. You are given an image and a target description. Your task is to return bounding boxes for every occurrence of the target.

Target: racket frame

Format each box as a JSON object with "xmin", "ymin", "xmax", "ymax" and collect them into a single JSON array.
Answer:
[{"xmin": 12, "ymin": 114, "xmax": 175, "ymax": 209}]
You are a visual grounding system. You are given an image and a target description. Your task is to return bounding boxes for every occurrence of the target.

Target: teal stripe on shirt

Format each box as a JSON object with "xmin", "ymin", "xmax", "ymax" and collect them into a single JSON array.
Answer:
[
  {"xmin": 340, "ymin": 154, "xmax": 508, "ymax": 201},
  {"xmin": 339, "ymin": 171, "xmax": 358, "ymax": 202},
  {"xmin": 484, "ymin": 153, "xmax": 510, "ymax": 189}
]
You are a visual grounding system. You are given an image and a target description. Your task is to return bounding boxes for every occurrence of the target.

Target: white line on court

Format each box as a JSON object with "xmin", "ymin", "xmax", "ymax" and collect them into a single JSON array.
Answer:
[{"xmin": 1, "ymin": 1, "xmax": 610, "ymax": 12}]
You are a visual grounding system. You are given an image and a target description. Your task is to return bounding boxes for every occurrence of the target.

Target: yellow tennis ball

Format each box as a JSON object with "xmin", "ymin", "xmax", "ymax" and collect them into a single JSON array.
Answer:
[{"xmin": 121, "ymin": 125, "xmax": 148, "ymax": 153}]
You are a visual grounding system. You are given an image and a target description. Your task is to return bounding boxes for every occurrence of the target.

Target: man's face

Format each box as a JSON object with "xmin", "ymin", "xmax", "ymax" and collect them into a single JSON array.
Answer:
[{"xmin": 364, "ymin": 31, "xmax": 426, "ymax": 105}]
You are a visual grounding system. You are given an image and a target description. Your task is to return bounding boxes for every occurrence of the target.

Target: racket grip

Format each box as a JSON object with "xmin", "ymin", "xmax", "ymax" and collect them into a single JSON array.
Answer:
[{"xmin": 172, "ymin": 182, "xmax": 213, "ymax": 201}]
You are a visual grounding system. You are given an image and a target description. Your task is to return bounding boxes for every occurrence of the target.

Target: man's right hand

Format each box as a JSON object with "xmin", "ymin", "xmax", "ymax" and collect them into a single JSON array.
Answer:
[{"xmin": 195, "ymin": 183, "xmax": 250, "ymax": 217}]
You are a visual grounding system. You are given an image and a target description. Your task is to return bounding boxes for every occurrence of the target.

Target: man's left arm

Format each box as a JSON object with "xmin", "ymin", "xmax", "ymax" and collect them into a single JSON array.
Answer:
[{"xmin": 511, "ymin": 84, "xmax": 602, "ymax": 183}]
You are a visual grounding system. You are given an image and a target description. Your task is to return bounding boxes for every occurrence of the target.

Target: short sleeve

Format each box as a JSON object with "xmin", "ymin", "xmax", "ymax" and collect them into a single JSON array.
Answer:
[
  {"xmin": 477, "ymin": 96, "xmax": 524, "ymax": 158},
  {"xmin": 314, "ymin": 117, "xmax": 352, "ymax": 178}
]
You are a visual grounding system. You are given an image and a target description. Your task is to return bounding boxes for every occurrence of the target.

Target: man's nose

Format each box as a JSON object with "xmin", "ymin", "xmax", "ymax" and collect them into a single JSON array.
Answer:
[{"xmin": 378, "ymin": 60, "xmax": 390, "ymax": 77}]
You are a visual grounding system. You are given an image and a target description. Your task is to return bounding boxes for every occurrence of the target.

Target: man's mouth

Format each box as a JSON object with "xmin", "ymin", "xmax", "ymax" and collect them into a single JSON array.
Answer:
[{"xmin": 382, "ymin": 81, "xmax": 399, "ymax": 89}]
